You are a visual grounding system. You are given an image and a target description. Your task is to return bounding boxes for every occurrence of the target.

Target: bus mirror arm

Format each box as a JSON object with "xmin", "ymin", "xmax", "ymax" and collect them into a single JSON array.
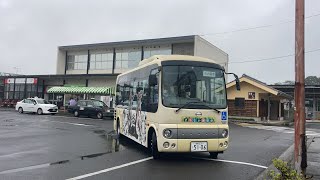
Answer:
[{"xmin": 225, "ymin": 72, "xmax": 241, "ymax": 91}]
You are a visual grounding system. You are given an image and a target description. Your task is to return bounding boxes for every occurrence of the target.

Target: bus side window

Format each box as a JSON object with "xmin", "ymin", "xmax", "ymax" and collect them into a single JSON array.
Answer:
[{"xmin": 148, "ymin": 68, "xmax": 159, "ymax": 113}]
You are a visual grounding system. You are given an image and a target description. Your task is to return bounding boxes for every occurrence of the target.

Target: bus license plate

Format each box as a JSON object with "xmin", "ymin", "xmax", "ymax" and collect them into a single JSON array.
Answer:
[{"xmin": 191, "ymin": 142, "xmax": 208, "ymax": 152}]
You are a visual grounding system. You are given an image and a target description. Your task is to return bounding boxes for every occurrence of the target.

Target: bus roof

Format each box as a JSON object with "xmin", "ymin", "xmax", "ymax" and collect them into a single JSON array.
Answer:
[{"xmin": 118, "ymin": 55, "xmax": 220, "ymax": 77}]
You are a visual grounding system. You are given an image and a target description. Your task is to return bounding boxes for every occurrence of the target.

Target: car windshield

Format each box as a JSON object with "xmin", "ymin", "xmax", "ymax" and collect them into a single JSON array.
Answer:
[
  {"xmin": 162, "ymin": 65, "xmax": 226, "ymax": 109},
  {"xmin": 36, "ymin": 99, "xmax": 50, "ymax": 104},
  {"xmin": 93, "ymin": 101, "xmax": 105, "ymax": 107}
]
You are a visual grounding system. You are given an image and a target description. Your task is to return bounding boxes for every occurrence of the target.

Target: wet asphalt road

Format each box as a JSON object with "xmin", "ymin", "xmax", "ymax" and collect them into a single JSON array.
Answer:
[{"xmin": 0, "ymin": 110, "xmax": 295, "ymax": 180}]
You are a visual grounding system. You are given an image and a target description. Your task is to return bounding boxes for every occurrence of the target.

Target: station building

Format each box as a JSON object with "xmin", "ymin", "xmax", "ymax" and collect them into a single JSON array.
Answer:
[{"xmin": 0, "ymin": 35, "xmax": 228, "ymax": 109}]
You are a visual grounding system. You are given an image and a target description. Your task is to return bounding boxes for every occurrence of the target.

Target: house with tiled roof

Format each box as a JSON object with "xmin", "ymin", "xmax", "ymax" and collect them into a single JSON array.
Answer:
[{"xmin": 226, "ymin": 74, "xmax": 292, "ymax": 121}]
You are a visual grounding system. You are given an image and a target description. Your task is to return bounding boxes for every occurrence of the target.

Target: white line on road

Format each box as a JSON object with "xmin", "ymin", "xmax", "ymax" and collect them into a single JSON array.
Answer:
[
  {"xmin": 66, "ymin": 157, "xmax": 153, "ymax": 180},
  {"xmin": 0, "ymin": 163, "xmax": 50, "ymax": 175},
  {"xmin": 194, "ymin": 157, "xmax": 268, "ymax": 169},
  {"xmin": 53, "ymin": 121, "xmax": 93, "ymax": 127}
]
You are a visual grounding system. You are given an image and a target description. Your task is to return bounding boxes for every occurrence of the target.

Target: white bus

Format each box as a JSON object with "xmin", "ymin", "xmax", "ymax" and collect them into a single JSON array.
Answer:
[{"xmin": 114, "ymin": 55, "xmax": 240, "ymax": 159}]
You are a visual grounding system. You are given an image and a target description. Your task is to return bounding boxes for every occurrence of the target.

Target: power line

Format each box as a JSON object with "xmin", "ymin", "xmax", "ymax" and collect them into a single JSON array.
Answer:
[
  {"xmin": 225, "ymin": 48, "xmax": 320, "ymax": 64},
  {"xmin": 200, "ymin": 12, "xmax": 320, "ymax": 36}
]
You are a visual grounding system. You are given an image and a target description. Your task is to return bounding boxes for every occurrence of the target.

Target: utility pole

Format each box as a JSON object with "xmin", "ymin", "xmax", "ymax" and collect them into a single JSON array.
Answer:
[{"xmin": 294, "ymin": 0, "xmax": 307, "ymax": 176}]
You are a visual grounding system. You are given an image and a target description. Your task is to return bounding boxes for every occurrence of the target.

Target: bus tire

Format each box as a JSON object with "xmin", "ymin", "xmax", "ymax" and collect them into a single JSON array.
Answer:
[
  {"xmin": 151, "ymin": 131, "xmax": 160, "ymax": 159},
  {"xmin": 209, "ymin": 152, "xmax": 218, "ymax": 159}
]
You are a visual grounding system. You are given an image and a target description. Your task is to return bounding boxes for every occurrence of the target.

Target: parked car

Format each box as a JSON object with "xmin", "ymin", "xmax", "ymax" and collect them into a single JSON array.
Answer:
[
  {"xmin": 15, "ymin": 97, "xmax": 58, "ymax": 115},
  {"xmin": 67, "ymin": 100, "xmax": 114, "ymax": 119}
]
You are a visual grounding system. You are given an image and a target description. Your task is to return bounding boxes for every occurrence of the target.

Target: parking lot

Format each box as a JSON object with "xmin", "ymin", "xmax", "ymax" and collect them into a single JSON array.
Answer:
[{"xmin": 0, "ymin": 110, "xmax": 295, "ymax": 180}]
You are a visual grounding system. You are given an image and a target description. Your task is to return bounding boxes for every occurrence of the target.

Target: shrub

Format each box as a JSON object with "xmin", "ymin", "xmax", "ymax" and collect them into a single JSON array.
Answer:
[{"xmin": 268, "ymin": 159, "xmax": 304, "ymax": 180}]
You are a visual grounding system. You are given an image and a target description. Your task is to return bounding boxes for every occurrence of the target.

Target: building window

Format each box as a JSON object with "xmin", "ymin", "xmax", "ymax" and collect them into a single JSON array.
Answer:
[
  {"xmin": 90, "ymin": 52, "xmax": 113, "ymax": 70},
  {"xmin": 143, "ymin": 45, "xmax": 171, "ymax": 59},
  {"xmin": 235, "ymin": 98, "xmax": 245, "ymax": 108},
  {"xmin": 67, "ymin": 54, "xmax": 87, "ymax": 70},
  {"xmin": 115, "ymin": 47, "xmax": 141, "ymax": 70}
]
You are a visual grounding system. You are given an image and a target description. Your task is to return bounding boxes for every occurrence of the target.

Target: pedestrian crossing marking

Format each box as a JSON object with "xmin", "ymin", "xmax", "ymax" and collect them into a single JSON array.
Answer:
[{"xmin": 240, "ymin": 125, "xmax": 320, "ymax": 137}]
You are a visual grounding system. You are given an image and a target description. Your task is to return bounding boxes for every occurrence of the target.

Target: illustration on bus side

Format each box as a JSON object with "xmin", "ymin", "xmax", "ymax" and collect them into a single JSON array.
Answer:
[{"xmin": 122, "ymin": 89, "xmax": 147, "ymax": 145}]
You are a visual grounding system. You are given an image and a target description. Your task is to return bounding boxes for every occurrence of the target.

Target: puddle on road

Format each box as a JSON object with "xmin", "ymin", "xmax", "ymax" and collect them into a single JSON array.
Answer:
[
  {"xmin": 1, "ymin": 119, "xmax": 17, "ymax": 127},
  {"xmin": 50, "ymin": 160, "xmax": 70, "ymax": 165},
  {"xmin": 0, "ymin": 135, "xmax": 125, "ymax": 175},
  {"xmin": 3, "ymin": 119, "xmax": 14, "ymax": 122}
]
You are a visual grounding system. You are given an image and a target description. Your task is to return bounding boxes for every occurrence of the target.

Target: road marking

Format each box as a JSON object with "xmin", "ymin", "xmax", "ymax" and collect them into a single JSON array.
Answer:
[
  {"xmin": 0, "ymin": 163, "xmax": 50, "ymax": 175},
  {"xmin": 52, "ymin": 121, "xmax": 93, "ymax": 127},
  {"xmin": 194, "ymin": 157, "xmax": 268, "ymax": 169},
  {"xmin": 66, "ymin": 157, "xmax": 153, "ymax": 180},
  {"xmin": 243, "ymin": 125, "xmax": 320, "ymax": 137},
  {"xmin": 52, "ymin": 115, "xmax": 106, "ymax": 121}
]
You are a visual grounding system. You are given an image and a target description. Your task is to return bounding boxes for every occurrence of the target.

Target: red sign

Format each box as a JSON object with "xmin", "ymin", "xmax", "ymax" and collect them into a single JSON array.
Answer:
[{"xmin": 4, "ymin": 78, "xmax": 38, "ymax": 84}]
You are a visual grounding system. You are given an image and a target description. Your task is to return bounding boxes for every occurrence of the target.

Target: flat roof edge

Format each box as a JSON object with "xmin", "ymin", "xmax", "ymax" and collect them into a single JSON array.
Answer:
[{"xmin": 58, "ymin": 35, "xmax": 196, "ymax": 50}]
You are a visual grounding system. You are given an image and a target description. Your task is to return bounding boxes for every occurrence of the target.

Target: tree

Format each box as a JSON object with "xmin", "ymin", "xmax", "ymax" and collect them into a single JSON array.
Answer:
[
  {"xmin": 274, "ymin": 80, "xmax": 295, "ymax": 85},
  {"xmin": 305, "ymin": 76, "xmax": 320, "ymax": 85},
  {"xmin": 274, "ymin": 76, "xmax": 320, "ymax": 85}
]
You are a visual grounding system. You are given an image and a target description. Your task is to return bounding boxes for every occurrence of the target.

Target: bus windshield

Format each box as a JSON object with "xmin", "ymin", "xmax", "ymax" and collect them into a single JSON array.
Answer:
[{"xmin": 162, "ymin": 65, "xmax": 226, "ymax": 109}]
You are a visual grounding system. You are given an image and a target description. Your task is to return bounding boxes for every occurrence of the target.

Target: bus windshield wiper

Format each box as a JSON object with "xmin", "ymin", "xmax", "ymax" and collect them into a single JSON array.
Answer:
[{"xmin": 175, "ymin": 101, "xmax": 221, "ymax": 113}]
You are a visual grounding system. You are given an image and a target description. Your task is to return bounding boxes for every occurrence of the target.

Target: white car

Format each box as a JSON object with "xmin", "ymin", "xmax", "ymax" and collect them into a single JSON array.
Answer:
[{"xmin": 15, "ymin": 97, "xmax": 58, "ymax": 115}]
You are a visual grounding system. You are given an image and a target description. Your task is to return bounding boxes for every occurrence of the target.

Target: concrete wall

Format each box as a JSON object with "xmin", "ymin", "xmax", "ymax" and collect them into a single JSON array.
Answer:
[
  {"xmin": 87, "ymin": 77, "xmax": 117, "ymax": 87},
  {"xmin": 88, "ymin": 69, "xmax": 113, "ymax": 74},
  {"xmin": 65, "ymin": 79, "xmax": 86, "ymax": 86},
  {"xmin": 66, "ymin": 70, "xmax": 87, "ymax": 74},
  {"xmin": 194, "ymin": 35, "xmax": 228, "ymax": 71},
  {"xmin": 44, "ymin": 78, "xmax": 64, "ymax": 86},
  {"xmin": 56, "ymin": 50, "xmax": 66, "ymax": 74},
  {"xmin": 172, "ymin": 43, "xmax": 194, "ymax": 55}
]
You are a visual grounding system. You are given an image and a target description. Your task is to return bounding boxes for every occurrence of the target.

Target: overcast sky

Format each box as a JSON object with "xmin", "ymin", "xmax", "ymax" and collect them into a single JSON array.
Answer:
[{"xmin": 0, "ymin": 0, "xmax": 319, "ymax": 84}]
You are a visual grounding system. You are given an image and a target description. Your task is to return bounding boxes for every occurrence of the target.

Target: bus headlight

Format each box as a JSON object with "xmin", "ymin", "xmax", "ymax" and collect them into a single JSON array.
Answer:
[
  {"xmin": 221, "ymin": 129, "xmax": 228, "ymax": 138},
  {"xmin": 163, "ymin": 129, "xmax": 172, "ymax": 138}
]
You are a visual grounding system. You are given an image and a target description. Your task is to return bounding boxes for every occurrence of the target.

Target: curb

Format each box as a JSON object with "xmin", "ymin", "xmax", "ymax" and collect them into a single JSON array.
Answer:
[
  {"xmin": 306, "ymin": 120, "xmax": 320, "ymax": 123},
  {"xmin": 230, "ymin": 120, "xmax": 294, "ymax": 127},
  {"xmin": 255, "ymin": 136, "xmax": 314, "ymax": 180}
]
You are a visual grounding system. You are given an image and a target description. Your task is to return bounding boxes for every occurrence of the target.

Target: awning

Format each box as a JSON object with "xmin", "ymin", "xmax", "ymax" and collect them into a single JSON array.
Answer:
[{"xmin": 47, "ymin": 86, "xmax": 115, "ymax": 95}]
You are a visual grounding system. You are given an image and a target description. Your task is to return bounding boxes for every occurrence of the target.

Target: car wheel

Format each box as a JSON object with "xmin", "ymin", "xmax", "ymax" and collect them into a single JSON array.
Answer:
[
  {"xmin": 37, "ymin": 108, "xmax": 43, "ymax": 115},
  {"xmin": 151, "ymin": 131, "xmax": 160, "ymax": 159},
  {"xmin": 97, "ymin": 112, "xmax": 103, "ymax": 119},
  {"xmin": 209, "ymin": 152, "xmax": 218, "ymax": 159},
  {"xmin": 74, "ymin": 110, "xmax": 79, "ymax": 117},
  {"xmin": 18, "ymin": 107, "xmax": 23, "ymax": 114}
]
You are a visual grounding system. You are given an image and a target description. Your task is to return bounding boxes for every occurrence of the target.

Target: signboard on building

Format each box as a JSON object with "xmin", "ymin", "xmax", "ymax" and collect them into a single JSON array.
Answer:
[
  {"xmin": 248, "ymin": 92, "xmax": 256, "ymax": 99},
  {"xmin": 4, "ymin": 78, "xmax": 38, "ymax": 84}
]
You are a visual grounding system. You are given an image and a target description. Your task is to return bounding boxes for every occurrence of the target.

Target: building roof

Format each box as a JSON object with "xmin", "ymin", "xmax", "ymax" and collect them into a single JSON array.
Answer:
[
  {"xmin": 227, "ymin": 74, "xmax": 292, "ymax": 99},
  {"xmin": 59, "ymin": 35, "xmax": 197, "ymax": 51},
  {"xmin": 0, "ymin": 73, "xmax": 119, "ymax": 79}
]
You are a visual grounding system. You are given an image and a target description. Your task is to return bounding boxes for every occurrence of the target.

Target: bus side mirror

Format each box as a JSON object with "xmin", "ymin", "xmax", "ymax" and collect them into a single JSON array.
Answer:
[
  {"xmin": 225, "ymin": 72, "xmax": 241, "ymax": 91},
  {"xmin": 149, "ymin": 75, "xmax": 157, "ymax": 86},
  {"xmin": 234, "ymin": 75, "xmax": 241, "ymax": 91}
]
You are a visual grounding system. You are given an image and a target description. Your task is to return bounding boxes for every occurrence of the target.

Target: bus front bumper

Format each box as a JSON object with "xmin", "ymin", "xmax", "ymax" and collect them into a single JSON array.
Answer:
[{"xmin": 156, "ymin": 124, "xmax": 229, "ymax": 153}]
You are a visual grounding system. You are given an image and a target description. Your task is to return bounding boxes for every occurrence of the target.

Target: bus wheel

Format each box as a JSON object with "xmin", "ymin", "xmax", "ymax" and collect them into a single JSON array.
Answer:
[
  {"xmin": 209, "ymin": 152, "xmax": 218, "ymax": 159},
  {"xmin": 151, "ymin": 131, "xmax": 160, "ymax": 159}
]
